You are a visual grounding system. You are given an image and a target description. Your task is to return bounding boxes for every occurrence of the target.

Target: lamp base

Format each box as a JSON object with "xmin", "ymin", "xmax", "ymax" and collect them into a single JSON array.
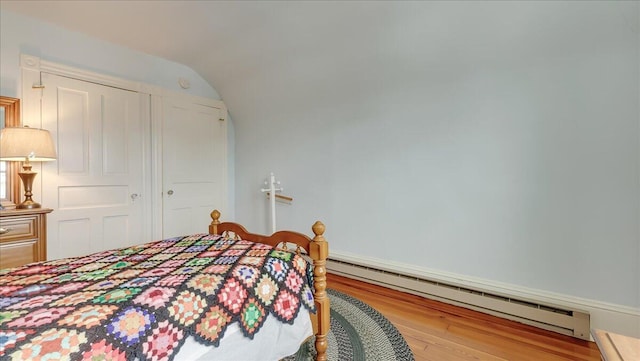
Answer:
[
  {"xmin": 18, "ymin": 166, "xmax": 42, "ymax": 209},
  {"xmin": 16, "ymin": 199, "xmax": 42, "ymax": 209}
]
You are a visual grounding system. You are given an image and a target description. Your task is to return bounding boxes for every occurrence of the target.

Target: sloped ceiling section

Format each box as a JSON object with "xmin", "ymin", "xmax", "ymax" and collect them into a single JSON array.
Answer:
[{"xmin": 3, "ymin": 1, "xmax": 632, "ymax": 126}]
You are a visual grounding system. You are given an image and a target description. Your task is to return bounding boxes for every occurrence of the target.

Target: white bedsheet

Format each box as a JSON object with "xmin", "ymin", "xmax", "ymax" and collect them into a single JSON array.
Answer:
[{"xmin": 174, "ymin": 307, "xmax": 312, "ymax": 361}]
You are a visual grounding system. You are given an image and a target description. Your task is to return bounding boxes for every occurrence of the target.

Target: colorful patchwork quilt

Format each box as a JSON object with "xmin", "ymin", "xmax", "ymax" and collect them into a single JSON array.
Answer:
[{"xmin": 0, "ymin": 234, "xmax": 316, "ymax": 361}]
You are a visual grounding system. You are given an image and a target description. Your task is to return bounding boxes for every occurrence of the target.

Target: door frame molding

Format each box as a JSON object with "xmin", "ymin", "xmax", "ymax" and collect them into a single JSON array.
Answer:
[
  {"xmin": 20, "ymin": 54, "xmax": 227, "ymax": 106},
  {"xmin": 20, "ymin": 54, "xmax": 228, "ymax": 245}
]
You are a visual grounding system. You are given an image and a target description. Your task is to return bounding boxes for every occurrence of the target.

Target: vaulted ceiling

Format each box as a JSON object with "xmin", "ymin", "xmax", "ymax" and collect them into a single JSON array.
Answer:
[{"xmin": 2, "ymin": 1, "xmax": 633, "ymax": 126}]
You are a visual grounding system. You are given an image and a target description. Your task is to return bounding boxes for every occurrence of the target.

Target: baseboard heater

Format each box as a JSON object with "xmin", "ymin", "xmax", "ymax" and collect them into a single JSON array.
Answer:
[{"xmin": 327, "ymin": 258, "xmax": 591, "ymax": 340}]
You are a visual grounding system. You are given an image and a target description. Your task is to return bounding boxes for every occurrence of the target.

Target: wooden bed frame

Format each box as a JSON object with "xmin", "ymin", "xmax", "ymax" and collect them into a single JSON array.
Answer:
[{"xmin": 209, "ymin": 210, "xmax": 330, "ymax": 361}]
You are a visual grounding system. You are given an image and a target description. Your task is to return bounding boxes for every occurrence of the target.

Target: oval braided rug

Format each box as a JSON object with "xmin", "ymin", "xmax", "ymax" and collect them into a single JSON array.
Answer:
[{"xmin": 283, "ymin": 289, "xmax": 414, "ymax": 361}]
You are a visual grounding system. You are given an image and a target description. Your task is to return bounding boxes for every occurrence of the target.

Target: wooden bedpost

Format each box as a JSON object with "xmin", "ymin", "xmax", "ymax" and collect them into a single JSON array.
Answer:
[
  {"xmin": 209, "ymin": 209, "xmax": 221, "ymax": 234},
  {"xmin": 309, "ymin": 221, "xmax": 329, "ymax": 361}
]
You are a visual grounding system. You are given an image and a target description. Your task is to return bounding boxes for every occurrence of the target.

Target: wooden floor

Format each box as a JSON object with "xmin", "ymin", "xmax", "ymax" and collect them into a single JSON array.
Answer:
[{"xmin": 327, "ymin": 273, "xmax": 601, "ymax": 361}]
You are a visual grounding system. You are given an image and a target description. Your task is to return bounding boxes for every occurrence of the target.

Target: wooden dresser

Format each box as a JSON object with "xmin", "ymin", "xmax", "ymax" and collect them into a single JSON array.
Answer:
[{"xmin": 0, "ymin": 208, "xmax": 52, "ymax": 269}]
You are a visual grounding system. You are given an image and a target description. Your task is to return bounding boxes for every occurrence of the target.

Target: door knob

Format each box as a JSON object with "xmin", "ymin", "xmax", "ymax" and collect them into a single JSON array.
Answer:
[
  {"xmin": 131, "ymin": 193, "xmax": 139, "ymax": 201},
  {"xmin": 167, "ymin": 190, "xmax": 174, "ymax": 195}
]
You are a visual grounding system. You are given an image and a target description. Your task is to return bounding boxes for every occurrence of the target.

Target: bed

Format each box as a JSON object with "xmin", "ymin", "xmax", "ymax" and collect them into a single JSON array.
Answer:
[{"xmin": 0, "ymin": 210, "xmax": 329, "ymax": 361}]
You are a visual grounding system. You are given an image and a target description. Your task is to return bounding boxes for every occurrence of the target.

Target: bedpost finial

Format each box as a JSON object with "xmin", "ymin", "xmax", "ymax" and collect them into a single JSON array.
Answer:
[
  {"xmin": 211, "ymin": 210, "xmax": 221, "ymax": 223},
  {"xmin": 209, "ymin": 210, "xmax": 221, "ymax": 235},
  {"xmin": 312, "ymin": 221, "xmax": 325, "ymax": 236}
]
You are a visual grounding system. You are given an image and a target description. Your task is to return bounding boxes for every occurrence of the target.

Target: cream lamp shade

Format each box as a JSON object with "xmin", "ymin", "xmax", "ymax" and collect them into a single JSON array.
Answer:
[
  {"xmin": 0, "ymin": 126, "xmax": 57, "ymax": 209},
  {"xmin": 0, "ymin": 127, "xmax": 57, "ymax": 161}
]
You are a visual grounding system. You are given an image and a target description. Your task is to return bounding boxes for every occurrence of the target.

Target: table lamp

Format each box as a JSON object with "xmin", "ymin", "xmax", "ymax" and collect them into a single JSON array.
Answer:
[{"xmin": 0, "ymin": 126, "xmax": 57, "ymax": 209}]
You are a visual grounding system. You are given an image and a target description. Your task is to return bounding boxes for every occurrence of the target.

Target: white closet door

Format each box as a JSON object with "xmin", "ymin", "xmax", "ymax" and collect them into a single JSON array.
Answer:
[
  {"xmin": 41, "ymin": 73, "xmax": 149, "ymax": 260},
  {"xmin": 162, "ymin": 98, "xmax": 226, "ymax": 238}
]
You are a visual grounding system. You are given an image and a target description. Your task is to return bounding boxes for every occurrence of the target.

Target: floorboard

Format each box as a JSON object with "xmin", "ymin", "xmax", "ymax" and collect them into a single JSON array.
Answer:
[{"xmin": 326, "ymin": 273, "xmax": 601, "ymax": 361}]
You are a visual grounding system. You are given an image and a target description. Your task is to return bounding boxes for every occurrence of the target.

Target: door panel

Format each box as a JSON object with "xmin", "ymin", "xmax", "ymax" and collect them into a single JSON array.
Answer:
[
  {"xmin": 162, "ymin": 98, "xmax": 226, "ymax": 238},
  {"xmin": 56, "ymin": 87, "xmax": 89, "ymax": 174},
  {"xmin": 41, "ymin": 73, "xmax": 149, "ymax": 260}
]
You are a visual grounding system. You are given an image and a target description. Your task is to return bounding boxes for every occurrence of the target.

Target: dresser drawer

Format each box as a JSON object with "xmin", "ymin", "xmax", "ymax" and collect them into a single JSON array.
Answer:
[
  {"xmin": 0, "ymin": 216, "xmax": 38, "ymax": 242},
  {"xmin": 0, "ymin": 240, "xmax": 38, "ymax": 269},
  {"xmin": 0, "ymin": 208, "xmax": 51, "ymax": 269}
]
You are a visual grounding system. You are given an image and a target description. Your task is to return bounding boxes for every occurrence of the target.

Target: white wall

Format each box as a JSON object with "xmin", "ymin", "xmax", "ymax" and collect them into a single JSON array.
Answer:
[{"xmin": 233, "ymin": 0, "xmax": 639, "ymax": 320}]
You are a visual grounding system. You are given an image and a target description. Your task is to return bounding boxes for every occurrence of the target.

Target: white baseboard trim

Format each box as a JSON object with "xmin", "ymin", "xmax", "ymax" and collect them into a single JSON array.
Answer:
[{"xmin": 328, "ymin": 250, "xmax": 640, "ymax": 338}]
